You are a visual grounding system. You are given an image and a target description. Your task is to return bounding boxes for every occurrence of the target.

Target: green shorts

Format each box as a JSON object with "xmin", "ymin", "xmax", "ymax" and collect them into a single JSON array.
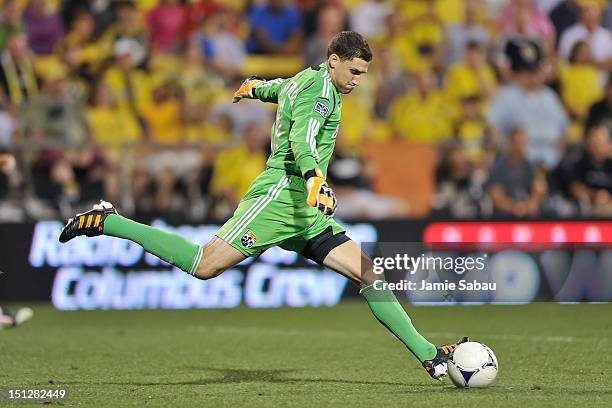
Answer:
[{"xmin": 216, "ymin": 168, "xmax": 345, "ymax": 257}]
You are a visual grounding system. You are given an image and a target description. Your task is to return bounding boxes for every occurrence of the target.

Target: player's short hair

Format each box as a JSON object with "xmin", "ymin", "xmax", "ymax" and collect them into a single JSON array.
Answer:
[{"xmin": 327, "ymin": 31, "xmax": 372, "ymax": 62}]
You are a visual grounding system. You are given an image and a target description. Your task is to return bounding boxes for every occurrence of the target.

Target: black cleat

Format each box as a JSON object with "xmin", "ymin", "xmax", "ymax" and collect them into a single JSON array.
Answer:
[
  {"xmin": 423, "ymin": 336, "xmax": 469, "ymax": 380},
  {"xmin": 58, "ymin": 200, "xmax": 117, "ymax": 243}
]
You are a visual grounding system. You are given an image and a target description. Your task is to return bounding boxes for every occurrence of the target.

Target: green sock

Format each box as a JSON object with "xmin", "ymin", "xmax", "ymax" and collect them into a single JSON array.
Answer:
[
  {"xmin": 103, "ymin": 215, "xmax": 203, "ymax": 275},
  {"xmin": 361, "ymin": 283, "xmax": 437, "ymax": 362}
]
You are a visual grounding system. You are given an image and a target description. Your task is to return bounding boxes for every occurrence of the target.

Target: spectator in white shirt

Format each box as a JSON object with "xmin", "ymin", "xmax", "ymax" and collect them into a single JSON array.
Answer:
[
  {"xmin": 349, "ymin": 0, "xmax": 392, "ymax": 39},
  {"xmin": 559, "ymin": 2, "xmax": 612, "ymax": 76}
]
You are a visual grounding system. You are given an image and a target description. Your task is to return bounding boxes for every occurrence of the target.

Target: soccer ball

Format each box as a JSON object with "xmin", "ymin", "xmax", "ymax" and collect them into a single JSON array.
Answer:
[{"xmin": 448, "ymin": 342, "xmax": 498, "ymax": 388}]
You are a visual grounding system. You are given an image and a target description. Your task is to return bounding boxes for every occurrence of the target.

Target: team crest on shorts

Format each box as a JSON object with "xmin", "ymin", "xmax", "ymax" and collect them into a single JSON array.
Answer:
[{"xmin": 241, "ymin": 230, "xmax": 257, "ymax": 248}]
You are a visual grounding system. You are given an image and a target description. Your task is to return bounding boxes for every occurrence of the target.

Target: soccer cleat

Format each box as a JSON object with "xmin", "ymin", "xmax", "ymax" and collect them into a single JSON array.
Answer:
[
  {"xmin": 14, "ymin": 307, "xmax": 34, "ymax": 326},
  {"xmin": 422, "ymin": 336, "xmax": 469, "ymax": 380},
  {"xmin": 58, "ymin": 200, "xmax": 117, "ymax": 243}
]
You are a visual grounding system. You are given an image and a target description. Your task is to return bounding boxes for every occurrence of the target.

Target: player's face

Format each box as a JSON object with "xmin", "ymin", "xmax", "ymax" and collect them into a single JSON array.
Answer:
[{"xmin": 329, "ymin": 55, "xmax": 369, "ymax": 94}]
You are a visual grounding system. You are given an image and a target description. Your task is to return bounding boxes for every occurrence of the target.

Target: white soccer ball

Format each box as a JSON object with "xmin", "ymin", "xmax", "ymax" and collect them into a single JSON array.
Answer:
[{"xmin": 448, "ymin": 341, "xmax": 498, "ymax": 388}]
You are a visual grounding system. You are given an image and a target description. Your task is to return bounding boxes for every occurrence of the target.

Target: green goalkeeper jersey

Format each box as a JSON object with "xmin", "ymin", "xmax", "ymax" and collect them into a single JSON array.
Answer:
[{"xmin": 254, "ymin": 63, "xmax": 341, "ymax": 178}]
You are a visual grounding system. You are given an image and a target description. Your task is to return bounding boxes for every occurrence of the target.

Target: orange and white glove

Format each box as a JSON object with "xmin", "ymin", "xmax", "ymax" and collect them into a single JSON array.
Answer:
[
  {"xmin": 306, "ymin": 168, "xmax": 337, "ymax": 217},
  {"xmin": 232, "ymin": 75, "xmax": 265, "ymax": 103}
]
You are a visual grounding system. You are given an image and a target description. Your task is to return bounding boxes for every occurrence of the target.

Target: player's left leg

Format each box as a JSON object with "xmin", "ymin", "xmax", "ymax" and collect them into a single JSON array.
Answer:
[
  {"xmin": 59, "ymin": 201, "xmax": 247, "ymax": 278},
  {"xmin": 319, "ymin": 237, "xmax": 467, "ymax": 379}
]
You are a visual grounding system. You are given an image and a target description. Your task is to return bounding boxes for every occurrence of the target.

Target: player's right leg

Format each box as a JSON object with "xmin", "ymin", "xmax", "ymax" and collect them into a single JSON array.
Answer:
[
  {"xmin": 321, "ymin": 238, "xmax": 468, "ymax": 380},
  {"xmin": 58, "ymin": 201, "xmax": 246, "ymax": 279}
]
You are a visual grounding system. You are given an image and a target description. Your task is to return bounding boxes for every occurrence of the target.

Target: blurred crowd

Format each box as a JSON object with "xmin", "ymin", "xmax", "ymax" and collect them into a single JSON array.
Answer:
[{"xmin": 0, "ymin": 0, "xmax": 610, "ymax": 222}]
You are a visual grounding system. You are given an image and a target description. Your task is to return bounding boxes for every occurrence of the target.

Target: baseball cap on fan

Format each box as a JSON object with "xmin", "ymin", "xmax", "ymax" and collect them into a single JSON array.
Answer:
[{"xmin": 505, "ymin": 38, "xmax": 543, "ymax": 72}]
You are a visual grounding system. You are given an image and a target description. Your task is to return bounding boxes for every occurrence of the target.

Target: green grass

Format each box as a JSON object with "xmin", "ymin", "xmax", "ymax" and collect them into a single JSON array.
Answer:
[{"xmin": 1, "ymin": 302, "xmax": 611, "ymax": 407}]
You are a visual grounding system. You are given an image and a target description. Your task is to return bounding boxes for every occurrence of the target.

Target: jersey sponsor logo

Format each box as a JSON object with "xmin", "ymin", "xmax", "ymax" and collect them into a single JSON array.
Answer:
[
  {"xmin": 241, "ymin": 229, "xmax": 257, "ymax": 249},
  {"xmin": 314, "ymin": 102, "xmax": 329, "ymax": 118}
]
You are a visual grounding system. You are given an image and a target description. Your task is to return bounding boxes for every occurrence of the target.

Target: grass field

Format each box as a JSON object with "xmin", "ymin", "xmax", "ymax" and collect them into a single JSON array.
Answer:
[{"xmin": 1, "ymin": 302, "xmax": 611, "ymax": 407}]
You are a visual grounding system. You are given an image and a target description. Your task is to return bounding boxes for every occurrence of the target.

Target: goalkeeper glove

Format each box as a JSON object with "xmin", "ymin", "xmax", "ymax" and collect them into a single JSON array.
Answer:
[
  {"xmin": 232, "ymin": 75, "xmax": 265, "ymax": 103},
  {"xmin": 305, "ymin": 168, "xmax": 337, "ymax": 217}
]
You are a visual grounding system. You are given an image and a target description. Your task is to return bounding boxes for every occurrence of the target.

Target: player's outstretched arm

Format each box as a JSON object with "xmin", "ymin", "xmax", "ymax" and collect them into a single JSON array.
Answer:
[{"xmin": 232, "ymin": 76, "xmax": 286, "ymax": 104}]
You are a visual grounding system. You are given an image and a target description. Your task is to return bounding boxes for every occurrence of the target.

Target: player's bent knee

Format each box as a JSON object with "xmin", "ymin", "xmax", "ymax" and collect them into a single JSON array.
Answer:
[
  {"xmin": 194, "ymin": 262, "xmax": 226, "ymax": 280},
  {"xmin": 190, "ymin": 237, "xmax": 246, "ymax": 280}
]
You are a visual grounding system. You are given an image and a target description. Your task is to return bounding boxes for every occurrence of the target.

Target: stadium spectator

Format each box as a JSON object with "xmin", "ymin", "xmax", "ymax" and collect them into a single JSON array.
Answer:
[
  {"xmin": 445, "ymin": 40, "xmax": 497, "ymax": 105},
  {"xmin": 570, "ymin": 125, "xmax": 612, "ymax": 216},
  {"xmin": 102, "ymin": 38, "xmax": 151, "ymax": 124},
  {"xmin": 23, "ymin": 0, "xmax": 64, "ymax": 55},
  {"xmin": 0, "ymin": 0, "xmax": 606, "ymax": 222},
  {"xmin": 0, "ymin": 105, "xmax": 16, "ymax": 159},
  {"xmin": 147, "ymin": 0, "xmax": 186, "ymax": 52},
  {"xmin": 86, "ymin": 80, "xmax": 142, "ymax": 158},
  {"xmin": 60, "ymin": 0, "xmax": 116, "ymax": 38},
  {"xmin": 197, "ymin": 8, "xmax": 247, "ymax": 82},
  {"xmin": 488, "ymin": 39, "xmax": 568, "ymax": 170},
  {"xmin": 395, "ymin": 0, "xmax": 446, "ymax": 74},
  {"xmin": 24, "ymin": 64, "xmax": 116, "ymax": 205},
  {"xmin": 185, "ymin": 0, "xmax": 223, "ymax": 39},
  {"xmin": 349, "ymin": 0, "xmax": 393, "ymax": 39},
  {"xmin": 453, "ymin": 94, "xmax": 493, "ymax": 162},
  {"xmin": 373, "ymin": 46, "xmax": 410, "ymax": 120},
  {"xmin": 389, "ymin": 69, "xmax": 452, "ymax": 143},
  {"xmin": 586, "ymin": 74, "xmax": 612, "ymax": 131},
  {"xmin": 141, "ymin": 82, "xmax": 183, "ymax": 146},
  {"xmin": 434, "ymin": 142, "xmax": 488, "ymax": 218},
  {"xmin": 210, "ymin": 123, "xmax": 268, "ymax": 219},
  {"xmin": 497, "ymin": 0, "xmax": 556, "ymax": 52},
  {"xmin": 99, "ymin": 0, "xmax": 149, "ymax": 65},
  {"xmin": 56, "ymin": 10, "xmax": 102, "ymax": 83},
  {"xmin": 304, "ymin": 4, "xmax": 346, "ymax": 68},
  {"xmin": 247, "ymin": 0, "xmax": 303, "ymax": 55},
  {"xmin": 0, "ymin": 0, "xmax": 24, "ymax": 51},
  {"xmin": 559, "ymin": 2, "xmax": 612, "ymax": 76},
  {"xmin": 558, "ymin": 40, "xmax": 603, "ymax": 139},
  {"xmin": 549, "ymin": 0, "xmax": 580, "ymax": 45},
  {"xmin": 0, "ymin": 31, "xmax": 38, "ymax": 109},
  {"xmin": 212, "ymin": 98, "xmax": 273, "ymax": 141},
  {"xmin": 0, "ymin": 151, "xmax": 14, "ymax": 200},
  {"xmin": 547, "ymin": 141, "xmax": 582, "ymax": 217},
  {"xmin": 487, "ymin": 127, "xmax": 547, "ymax": 218},
  {"xmin": 136, "ymin": 80, "xmax": 205, "ymax": 213},
  {"xmin": 0, "ymin": 109, "xmax": 13, "ymax": 150},
  {"xmin": 445, "ymin": 0, "xmax": 490, "ymax": 65},
  {"xmin": 178, "ymin": 41, "xmax": 226, "ymax": 143}
]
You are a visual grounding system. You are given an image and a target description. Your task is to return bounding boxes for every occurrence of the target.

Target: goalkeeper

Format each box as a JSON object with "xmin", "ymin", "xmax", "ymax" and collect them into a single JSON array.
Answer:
[{"xmin": 59, "ymin": 31, "xmax": 465, "ymax": 380}]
